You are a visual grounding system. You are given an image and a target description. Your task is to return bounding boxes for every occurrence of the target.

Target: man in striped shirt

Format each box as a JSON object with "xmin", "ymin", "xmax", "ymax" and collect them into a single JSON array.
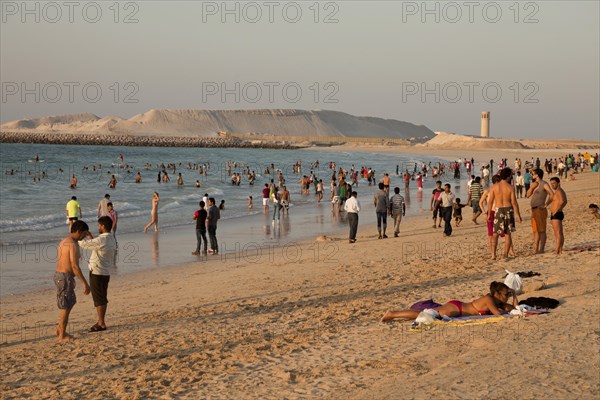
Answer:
[
  {"xmin": 467, "ymin": 177, "xmax": 484, "ymax": 224},
  {"xmin": 389, "ymin": 187, "xmax": 406, "ymax": 237}
]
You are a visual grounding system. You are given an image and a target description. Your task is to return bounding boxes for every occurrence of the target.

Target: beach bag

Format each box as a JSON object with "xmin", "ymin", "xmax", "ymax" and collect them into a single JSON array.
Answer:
[
  {"xmin": 519, "ymin": 297, "xmax": 560, "ymax": 309},
  {"xmin": 410, "ymin": 299, "xmax": 442, "ymax": 311},
  {"xmin": 504, "ymin": 270, "xmax": 523, "ymax": 295}
]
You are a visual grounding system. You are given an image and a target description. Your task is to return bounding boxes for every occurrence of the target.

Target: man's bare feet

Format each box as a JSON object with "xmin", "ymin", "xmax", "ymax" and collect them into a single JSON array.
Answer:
[
  {"xmin": 57, "ymin": 333, "xmax": 75, "ymax": 342},
  {"xmin": 143, "ymin": 227, "xmax": 148, "ymax": 233}
]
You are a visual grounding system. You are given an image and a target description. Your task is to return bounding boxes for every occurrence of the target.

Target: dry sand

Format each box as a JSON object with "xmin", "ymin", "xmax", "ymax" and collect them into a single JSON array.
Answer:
[{"xmin": 1, "ymin": 149, "xmax": 599, "ymax": 399}]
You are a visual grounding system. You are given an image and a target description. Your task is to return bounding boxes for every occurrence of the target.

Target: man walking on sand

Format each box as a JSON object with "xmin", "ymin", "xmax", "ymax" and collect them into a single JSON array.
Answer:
[
  {"xmin": 439, "ymin": 184, "xmax": 455, "ymax": 236},
  {"xmin": 526, "ymin": 168, "xmax": 554, "ymax": 254},
  {"xmin": 389, "ymin": 187, "xmax": 406, "ymax": 237},
  {"xmin": 467, "ymin": 177, "xmax": 483, "ymax": 224},
  {"xmin": 344, "ymin": 191, "xmax": 360, "ymax": 243},
  {"xmin": 549, "ymin": 177, "xmax": 568, "ymax": 255},
  {"xmin": 78, "ymin": 216, "xmax": 117, "ymax": 332},
  {"xmin": 54, "ymin": 221, "xmax": 91, "ymax": 342},
  {"xmin": 374, "ymin": 182, "xmax": 389, "ymax": 239},
  {"xmin": 487, "ymin": 168, "xmax": 523, "ymax": 261}
]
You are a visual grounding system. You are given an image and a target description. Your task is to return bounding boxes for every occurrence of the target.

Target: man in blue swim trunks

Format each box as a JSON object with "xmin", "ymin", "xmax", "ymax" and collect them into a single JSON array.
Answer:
[{"xmin": 54, "ymin": 221, "xmax": 91, "ymax": 342}]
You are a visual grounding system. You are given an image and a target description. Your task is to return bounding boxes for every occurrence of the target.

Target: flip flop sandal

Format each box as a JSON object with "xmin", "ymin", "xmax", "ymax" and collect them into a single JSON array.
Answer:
[{"xmin": 89, "ymin": 323, "xmax": 106, "ymax": 332}]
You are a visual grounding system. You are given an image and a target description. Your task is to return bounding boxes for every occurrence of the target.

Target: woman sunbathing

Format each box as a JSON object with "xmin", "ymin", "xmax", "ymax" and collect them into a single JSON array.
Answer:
[{"xmin": 381, "ymin": 282, "xmax": 517, "ymax": 322}]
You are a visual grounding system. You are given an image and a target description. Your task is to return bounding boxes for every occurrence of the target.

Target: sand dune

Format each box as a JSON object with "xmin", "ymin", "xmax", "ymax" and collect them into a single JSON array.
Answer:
[
  {"xmin": 0, "ymin": 109, "xmax": 435, "ymax": 139},
  {"xmin": 423, "ymin": 131, "xmax": 598, "ymax": 150}
]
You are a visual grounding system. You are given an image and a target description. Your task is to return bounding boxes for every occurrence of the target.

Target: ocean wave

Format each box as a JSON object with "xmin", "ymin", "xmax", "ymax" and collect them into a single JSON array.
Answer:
[{"xmin": 172, "ymin": 193, "xmax": 202, "ymax": 202}]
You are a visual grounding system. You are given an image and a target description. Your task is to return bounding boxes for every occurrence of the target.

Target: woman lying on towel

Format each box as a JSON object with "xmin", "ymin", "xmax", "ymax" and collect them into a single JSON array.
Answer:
[{"xmin": 381, "ymin": 282, "xmax": 517, "ymax": 322}]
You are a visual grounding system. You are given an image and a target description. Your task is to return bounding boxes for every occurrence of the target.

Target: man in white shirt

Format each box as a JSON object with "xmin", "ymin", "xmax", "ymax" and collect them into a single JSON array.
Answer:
[
  {"xmin": 344, "ymin": 191, "xmax": 361, "ymax": 243},
  {"xmin": 78, "ymin": 216, "xmax": 117, "ymax": 332},
  {"xmin": 439, "ymin": 184, "xmax": 456, "ymax": 236},
  {"xmin": 467, "ymin": 175, "xmax": 475, "ymax": 192}
]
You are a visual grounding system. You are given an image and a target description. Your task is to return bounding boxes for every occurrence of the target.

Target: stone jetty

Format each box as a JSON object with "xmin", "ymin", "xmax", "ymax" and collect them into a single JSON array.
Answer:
[{"xmin": 0, "ymin": 131, "xmax": 305, "ymax": 149}]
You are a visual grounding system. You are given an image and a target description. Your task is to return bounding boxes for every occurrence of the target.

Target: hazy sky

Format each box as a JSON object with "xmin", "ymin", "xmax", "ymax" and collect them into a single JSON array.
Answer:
[{"xmin": 1, "ymin": 1, "xmax": 598, "ymax": 140}]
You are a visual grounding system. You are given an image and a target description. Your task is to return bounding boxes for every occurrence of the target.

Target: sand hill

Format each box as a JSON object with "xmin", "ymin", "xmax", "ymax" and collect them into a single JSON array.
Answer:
[
  {"xmin": 421, "ymin": 131, "xmax": 599, "ymax": 150},
  {"xmin": 0, "ymin": 109, "xmax": 434, "ymax": 140}
]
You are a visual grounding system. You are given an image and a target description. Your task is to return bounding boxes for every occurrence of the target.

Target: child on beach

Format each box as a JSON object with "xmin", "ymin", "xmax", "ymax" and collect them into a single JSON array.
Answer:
[
  {"xmin": 248, "ymin": 196, "xmax": 253, "ymax": 210},
  {"xmin": 453, "ymin": 198, "xmax": 467, "ymax": 226}
]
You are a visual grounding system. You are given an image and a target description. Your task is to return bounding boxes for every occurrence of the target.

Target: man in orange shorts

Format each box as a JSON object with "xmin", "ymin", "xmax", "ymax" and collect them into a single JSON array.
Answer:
[{"xmin": 526, "ymin": 168, "xmax": 554, "ymax": 254}]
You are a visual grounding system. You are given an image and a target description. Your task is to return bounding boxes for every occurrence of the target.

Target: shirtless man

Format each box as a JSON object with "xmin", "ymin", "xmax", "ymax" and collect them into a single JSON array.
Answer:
[
  {"xmin": 54, "ymin": 221, "xmax": 91, "ymax": 342},
  {"xmin": 280, "ymin": 186, "xmax": 290, "ymax": 214},
  {"xmin": 549, "ymin": 177, "xmax": 568, "ymax": 255},
  {"xmin": 486, "ymin": 168, "xmax": 522, "ymax": 260},
  {"xmin": 382, "ymin": 173, "xmax": 391, "ymax": 193},
  {"xmin": 481, "ymin": 176, "xmax": 516, "ymax": 259},
  {"xmin": 526, "ymin": 168, "xmax": 554, "ymax": 254}
]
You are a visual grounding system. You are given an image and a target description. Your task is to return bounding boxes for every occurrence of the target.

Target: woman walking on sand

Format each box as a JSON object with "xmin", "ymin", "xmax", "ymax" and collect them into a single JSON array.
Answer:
[{"xmin": 144, "ymin": 192, "xmax": 160, "ymax": 232}]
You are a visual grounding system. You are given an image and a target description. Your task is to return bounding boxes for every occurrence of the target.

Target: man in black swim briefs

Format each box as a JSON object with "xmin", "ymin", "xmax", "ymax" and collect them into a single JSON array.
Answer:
[{"xmin": 549, "ymin": 177, "xmax": 568, "ymax": 255}]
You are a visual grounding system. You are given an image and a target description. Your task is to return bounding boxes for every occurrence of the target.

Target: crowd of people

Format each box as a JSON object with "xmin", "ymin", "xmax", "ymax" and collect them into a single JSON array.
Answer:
[{"xmin": 53, "ymin": 150, "xmax": 598, "ymax": 341}]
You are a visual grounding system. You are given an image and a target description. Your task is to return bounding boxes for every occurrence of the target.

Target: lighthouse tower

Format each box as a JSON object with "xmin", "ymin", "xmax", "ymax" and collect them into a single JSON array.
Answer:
[{"xmin": 481, "ymin": 112, "xmax": 490, "ymax": 137}]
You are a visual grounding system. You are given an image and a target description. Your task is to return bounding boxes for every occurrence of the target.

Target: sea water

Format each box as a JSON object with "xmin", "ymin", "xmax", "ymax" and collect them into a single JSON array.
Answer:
[{"xmin": 0, "ymin": 143, "xmax": 467, "ymax": 295}]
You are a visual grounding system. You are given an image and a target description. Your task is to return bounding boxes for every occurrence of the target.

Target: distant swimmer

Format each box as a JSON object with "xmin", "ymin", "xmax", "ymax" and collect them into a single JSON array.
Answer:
[
  {"xmin": 35, "ymin": 153, "xmax": 39, "ymax": 162},
  {"xmin": 108, "ymin": 175, "xmax": 117, "ymax": 189},
  {"xmin": 177, "ymin": 173, "xmax": 184, "ymax": 186},
  {"xmin": 135, "ymin": 172, "xmax": 142, "ymax": 183},
  {"xmin": 70, "ymin": 175, "xmax": 77, "ymax": 189}
]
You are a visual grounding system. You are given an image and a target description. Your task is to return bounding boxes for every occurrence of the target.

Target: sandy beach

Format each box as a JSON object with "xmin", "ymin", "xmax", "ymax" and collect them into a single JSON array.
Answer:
[{"xmin": 1, "ymin": 147, "xmax": 599, "ymax": 399}]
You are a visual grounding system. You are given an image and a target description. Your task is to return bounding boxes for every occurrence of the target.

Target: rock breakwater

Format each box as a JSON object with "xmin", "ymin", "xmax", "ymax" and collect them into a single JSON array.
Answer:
[{"xmin": 0, "ymin": 131, "xmax": 304, "ymax": 149}]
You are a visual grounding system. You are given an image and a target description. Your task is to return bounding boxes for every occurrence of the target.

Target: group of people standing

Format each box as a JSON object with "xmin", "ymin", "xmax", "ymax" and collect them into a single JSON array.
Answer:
[
  {"xmin": 54, "ymin": 211, "xmax": 117, "ymax": 341},
  {"xmin": 344, "ymin": 182, "xmax": 406, "ymax": 244},
  {"xmin": 192, "ymin": 197, "xmax": 221, "ymax": 255}
]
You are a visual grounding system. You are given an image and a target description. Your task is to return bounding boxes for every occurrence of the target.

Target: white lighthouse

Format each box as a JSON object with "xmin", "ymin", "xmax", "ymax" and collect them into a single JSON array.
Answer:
[{"xmin": 481, "ymin": 111, "xmax": 490, "ymax": 137}]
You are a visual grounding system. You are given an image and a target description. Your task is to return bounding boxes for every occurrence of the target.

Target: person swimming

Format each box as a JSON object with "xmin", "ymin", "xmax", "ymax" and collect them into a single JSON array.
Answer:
[{"xmin": 380, "ymin": 282, "xmax": 517, "ymax": 322}]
